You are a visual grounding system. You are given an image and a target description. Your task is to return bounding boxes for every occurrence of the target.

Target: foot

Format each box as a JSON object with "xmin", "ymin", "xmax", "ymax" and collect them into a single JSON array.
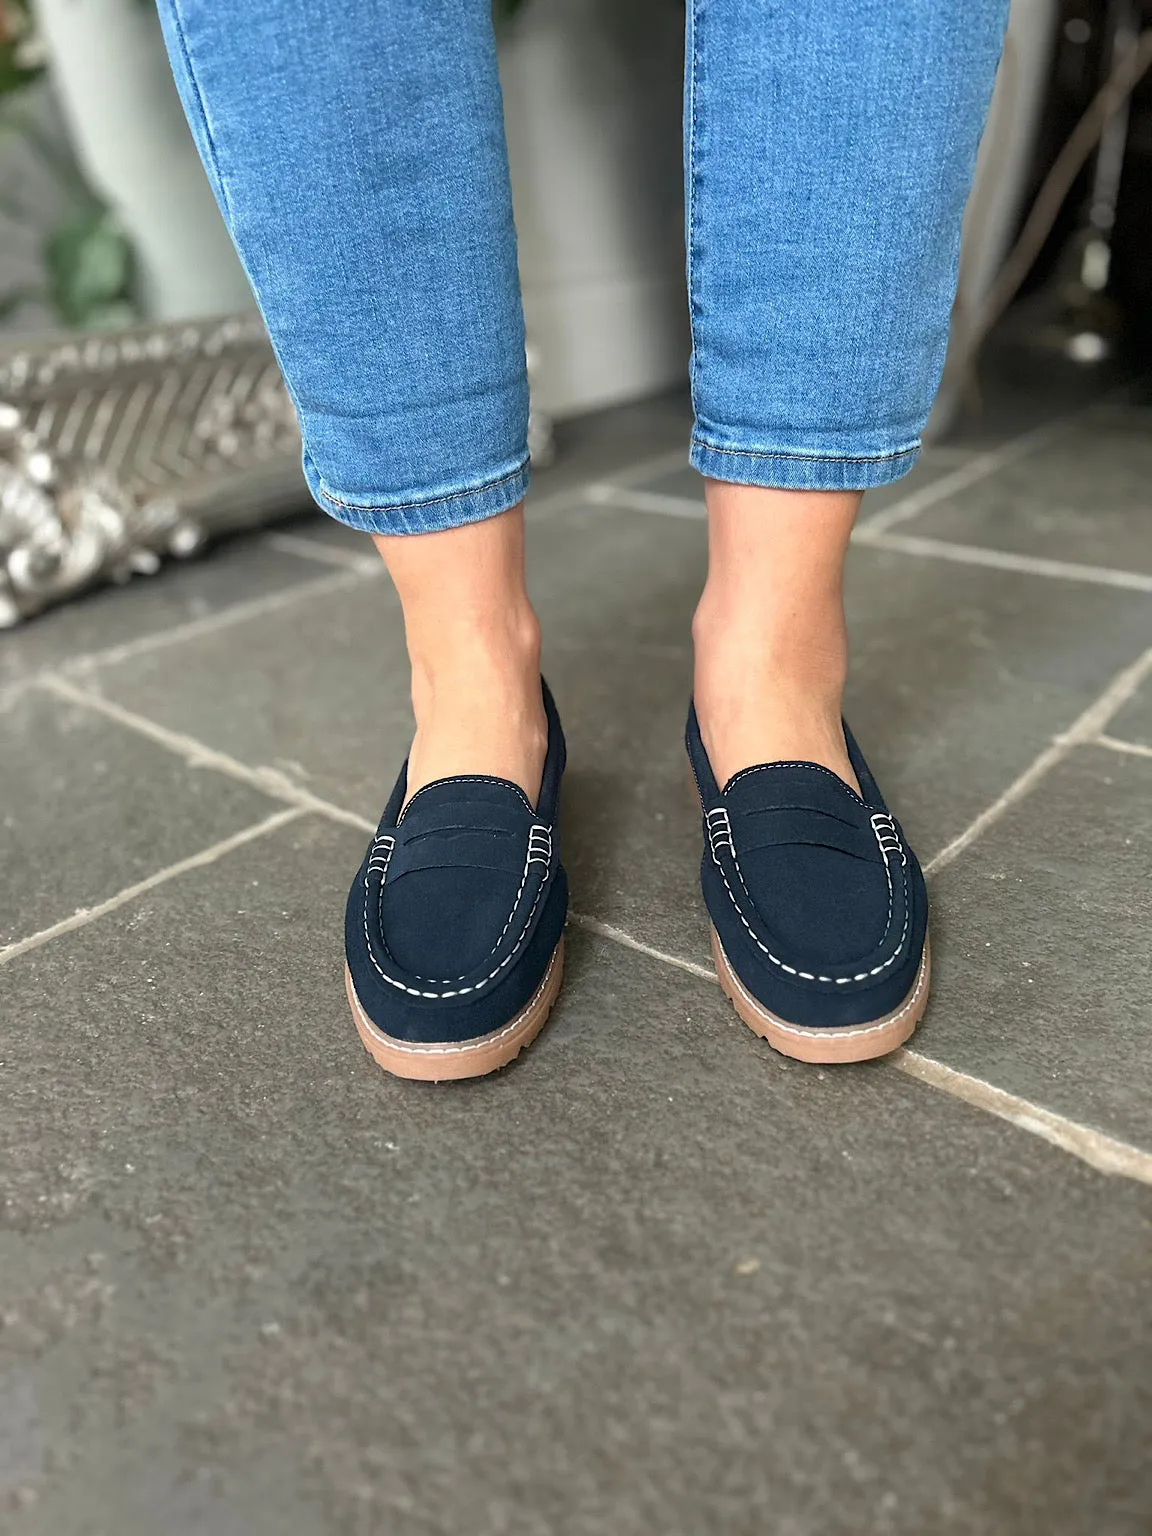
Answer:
[{"xmin": 345, "ymin": 681, "xmax": 569, "ymax": 1081}]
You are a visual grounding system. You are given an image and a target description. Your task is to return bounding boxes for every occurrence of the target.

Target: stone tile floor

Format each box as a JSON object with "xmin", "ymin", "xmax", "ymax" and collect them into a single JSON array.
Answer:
[{"xmin": 2, "ymin": 365, "xmax": 1150, "ymax": 1535}]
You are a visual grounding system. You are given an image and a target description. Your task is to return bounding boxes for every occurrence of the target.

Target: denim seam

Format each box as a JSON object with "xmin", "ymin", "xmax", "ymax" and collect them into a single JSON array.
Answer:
[
  {"xmin": 166, "ymin": 1, "xmax": 235, "ymax": 225},
  {"xmin": 685, "ymin": 0, "xmax": 701, "ymax": 423},
  {"xmin": 692, "ymin": 437, "xmax": 919, "ymax": 466},
  {"xmin": 316, "ymin": 460, "xmax": 528, "ymax": 517}
]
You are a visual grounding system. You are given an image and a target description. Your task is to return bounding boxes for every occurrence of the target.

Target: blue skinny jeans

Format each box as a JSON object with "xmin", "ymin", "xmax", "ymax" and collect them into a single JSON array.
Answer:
[{"xmin": 157, "ymin": 1, "xmax": 1008, "ymax": 535}]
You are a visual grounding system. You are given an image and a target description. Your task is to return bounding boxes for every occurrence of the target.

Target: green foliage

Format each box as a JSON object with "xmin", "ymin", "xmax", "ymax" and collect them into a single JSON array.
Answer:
[
  {"xmin": 44, "ymin": 207, "xmax": 135, "ymax": 328},
  {"xmin": 0, "ymin": 0, "xmax": 46, "ymax": 98},
  {"xmin": 0, "ymin": 0, "xmax": 139, "ymax": 329}
]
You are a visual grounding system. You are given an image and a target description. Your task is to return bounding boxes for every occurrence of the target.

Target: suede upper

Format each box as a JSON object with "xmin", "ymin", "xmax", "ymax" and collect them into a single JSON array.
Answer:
[
  {"xmin": 686, "ymin": 704, "xmax": 928, "ymax": 1028},
  {"xmin": 345, "ymin": 682, "xmax": 567, "ymax": 1044}
]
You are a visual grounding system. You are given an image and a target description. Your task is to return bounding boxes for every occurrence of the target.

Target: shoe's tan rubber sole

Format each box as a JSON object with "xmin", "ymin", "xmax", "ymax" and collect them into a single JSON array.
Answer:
[
  {"xmin": 712, "ymin": 928, "xmax": 930, "ymax": 1064},
  {"xmin": 345, "ymin": 939, "xmax": 564, "ymax": 1082}
]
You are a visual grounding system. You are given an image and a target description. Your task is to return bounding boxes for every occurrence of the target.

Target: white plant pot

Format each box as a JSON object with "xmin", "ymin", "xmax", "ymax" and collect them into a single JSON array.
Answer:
[{"xmin": 34, "ymin": 0, "xmax": 253, "ymax": 322}]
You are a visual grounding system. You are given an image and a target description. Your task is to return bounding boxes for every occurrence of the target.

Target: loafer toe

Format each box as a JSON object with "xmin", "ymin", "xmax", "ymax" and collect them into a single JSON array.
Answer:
[{"xmin": 687, "ymin": 705, "xmax": 930, "ymax": 1062}]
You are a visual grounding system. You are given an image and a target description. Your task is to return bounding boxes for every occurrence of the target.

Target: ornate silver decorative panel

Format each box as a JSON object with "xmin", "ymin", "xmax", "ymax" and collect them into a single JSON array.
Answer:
[
  {"xmin": 0, "ymin": 314, "xmax": 305, "ymax": 627},
  {"xmin": 0, "ymin": 314, "xmax": 555, "ymax": 628}
]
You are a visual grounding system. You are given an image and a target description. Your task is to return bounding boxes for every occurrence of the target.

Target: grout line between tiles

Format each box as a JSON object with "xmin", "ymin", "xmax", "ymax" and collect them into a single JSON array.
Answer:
[
  {"xmin": 855, "ymin": 405, "xmax": 1108, "ymax": 536},
  {"xmin": 590, "ymin": 446, "xmax": 690, "ymax": 489},
  {"xmin": 39, "ymin": 675, "xmax": 377, "ymax": 834},
  {"xmin": 891, "ymin": 1051, "xmax": 1152, "ymax": 1183},
  {"xmin": 1096, "ymin": 733, "xmax": 1152, "ymax": 761},
  {"xmin": 585, "ymin": 483, "xmax": 704, "ymax": 519},
  {"xmin": 924, "ymin": 645, "xmax": 1152, "ymax": 876},
  {"xmin": 264, "ymin": 532, "xmax": 381, "ymax": 574},
  {"xmin": 567, "ymin": 912, "xmax": 717, "ymax": 982},
  {"xmin": 582, "ymin": 483, "xmax": 1152, "ymax": 599},
  {"xmin": 0, "ymin": 806, "xmax": 305, "ymax": 966},
  {"xmin": 62, "ymin": 564, "xmax": 381, "ymax": 677},
  {"xmin": 574, "ymin": 925, "xmax": 1152, "ymax": 1184},
  {"xmin": 855, "ymin": 529, "xmax": 1152, "ymax": 594},
  {"xmin": 526, "ymin": 478, "xmax": 643, "ymax": 520}
]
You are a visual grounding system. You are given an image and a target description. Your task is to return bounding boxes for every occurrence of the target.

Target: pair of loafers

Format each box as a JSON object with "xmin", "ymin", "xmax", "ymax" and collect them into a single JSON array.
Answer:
[{"xmin": 344, "ymin": 681, "xmax": 930, "ymax": 1080}]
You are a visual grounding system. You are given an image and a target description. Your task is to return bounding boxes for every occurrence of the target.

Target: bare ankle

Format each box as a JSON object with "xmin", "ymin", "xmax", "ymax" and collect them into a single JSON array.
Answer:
[
  {"xmin": 370, "ymin": 506, "xmax": 549, "ymax": 803},
  {"xmin": 409, "ymin": 604, "xmax": 542, "ymax": 721},
  {"xmin": 693, "ymin": 481, "xmax": 859, "ymax": 790}
]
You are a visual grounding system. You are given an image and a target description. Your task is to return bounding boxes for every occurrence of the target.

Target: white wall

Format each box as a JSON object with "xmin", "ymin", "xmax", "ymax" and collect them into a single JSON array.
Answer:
[{"xmin": 500, "ymin": 0, "xmax": 690, "ymax": 419}]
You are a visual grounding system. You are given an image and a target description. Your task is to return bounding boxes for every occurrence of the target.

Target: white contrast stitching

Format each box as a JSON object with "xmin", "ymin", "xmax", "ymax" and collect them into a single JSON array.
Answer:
[
  {"xmin": 373, "ymin": 825, "xmax": 552, "ymax": 986},
  {"xmin": 360, "ymin": 825, "xmax": 553, "ymax": 999},
  {"xmin": 347, "ymin": 943, "xmax": 561, "ymax": 1056},
  {"xmin": 397, "ymin": 776, "xmax": 535, "ymax": 825},
  {"xmin": 367, "ymin": 833, "xmax": 395, "ymax": 878},
  {"xmin": 709, "ymin": 804, "xmax": 911, "ymax": 984},
  {"xmin": 722, "ymin": 761, "xmax": 867, "ymax": 806},
  {"xmin": 717, "ymin": 934, "xmax": 929, "ymax": 1041},
  {"xmin": 870, "ymin": 811, "xmax": 906, "ymax": 866}
]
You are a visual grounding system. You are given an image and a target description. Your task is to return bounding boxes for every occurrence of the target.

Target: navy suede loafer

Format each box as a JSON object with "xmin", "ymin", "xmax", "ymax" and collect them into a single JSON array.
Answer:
[
  {"xmin": 686, "ymin": 704, "xmax": 930, "ymax": 1063},
  {"xmin": 344, "ymin": 681, "xmax": 567, "ymax": 1081}
]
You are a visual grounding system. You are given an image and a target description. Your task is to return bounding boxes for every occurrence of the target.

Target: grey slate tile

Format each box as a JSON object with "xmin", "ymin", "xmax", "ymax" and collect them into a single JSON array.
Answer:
[
  {"xmin": 894, "ymin": 402, "xmax": 1152, "ymax": 574},
  {"xmin": 0, "ymin": 687, "xmax": 281, "ymax": 948},
  {"xmin": 69, "ymin": 505, "xmax": 707, "ymax": 831},
  {"xmin": 629, "ymin": 463, "xmax": 704, "ymax": 503},
  {"xmin": 2, "ymin": 817, "xmax": 1150, "ymax": 1536},
  {"xmin": 79, "ymin": 501, "xmax": 1152, "ymax": 971},
  {"xmin": 918, "ymin": 742, "xmax": 1152, "ymax": 1148},
  {"xmin": 78, "ymin": 569, "xmax": 409, "ymax": 822},
  {"xmin": 1107, "ymin": 673, "xmax": 1152, "ymax": 752},
  {"xmin": 530, "ymin": 386, "xmax": 693, "ymax": 503},
  {"xmin": 938, "ymin": 343, "xmax": 1128, "ymax": 451},
  {"xmin": 0, "ymin": 531, "xmax": 328, "ymax": 689}
]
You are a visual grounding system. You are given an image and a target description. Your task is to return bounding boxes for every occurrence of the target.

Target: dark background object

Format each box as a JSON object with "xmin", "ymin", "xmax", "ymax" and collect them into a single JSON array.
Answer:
[{"xmin": 1017, "ymin": 0, "xmax": 1152, "ymax": 360}]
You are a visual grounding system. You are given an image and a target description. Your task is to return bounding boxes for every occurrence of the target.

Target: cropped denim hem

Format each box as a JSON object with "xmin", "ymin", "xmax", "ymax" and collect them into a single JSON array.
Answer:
[
  {"xmin": 305, "ymin": 453, "xmax": 531, "ymax": 537},
  {"xmin": 689, "ymin": 433, "xmax": 921, "ymax": 493},
  {"xmin": 158, "ymin": 0, "xmax": 1007, "ymax": 537}
]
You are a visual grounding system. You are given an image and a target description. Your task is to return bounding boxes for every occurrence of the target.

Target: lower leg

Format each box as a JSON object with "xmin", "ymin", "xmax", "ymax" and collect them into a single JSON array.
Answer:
[
  {"xmin": 372, "ymin": 505, "xmax": 547, "ymax": 806},
  {"xmin": 692, "ymin": 481, "xmax": 861, "ymax": 794}
]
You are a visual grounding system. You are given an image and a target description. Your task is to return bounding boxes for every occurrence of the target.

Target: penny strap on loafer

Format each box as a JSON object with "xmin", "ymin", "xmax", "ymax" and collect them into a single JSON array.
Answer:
[
  {"xmin": 360, "ymin": 782, "xmax": 556, "ymax": 1000},
  {"xmin": 702, "ymin": 770, "xmax": 914, "ymax": 987}
]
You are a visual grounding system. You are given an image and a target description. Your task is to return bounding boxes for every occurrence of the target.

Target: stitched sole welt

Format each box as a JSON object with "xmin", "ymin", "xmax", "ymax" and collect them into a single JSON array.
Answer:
[
  {"xmin": 345, "ymin": 940, "xmax": 564, "ymax": 1082},
  {"xmin": 712, "ymin": 930, "xmax": 930, "ymax": 1064}
]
